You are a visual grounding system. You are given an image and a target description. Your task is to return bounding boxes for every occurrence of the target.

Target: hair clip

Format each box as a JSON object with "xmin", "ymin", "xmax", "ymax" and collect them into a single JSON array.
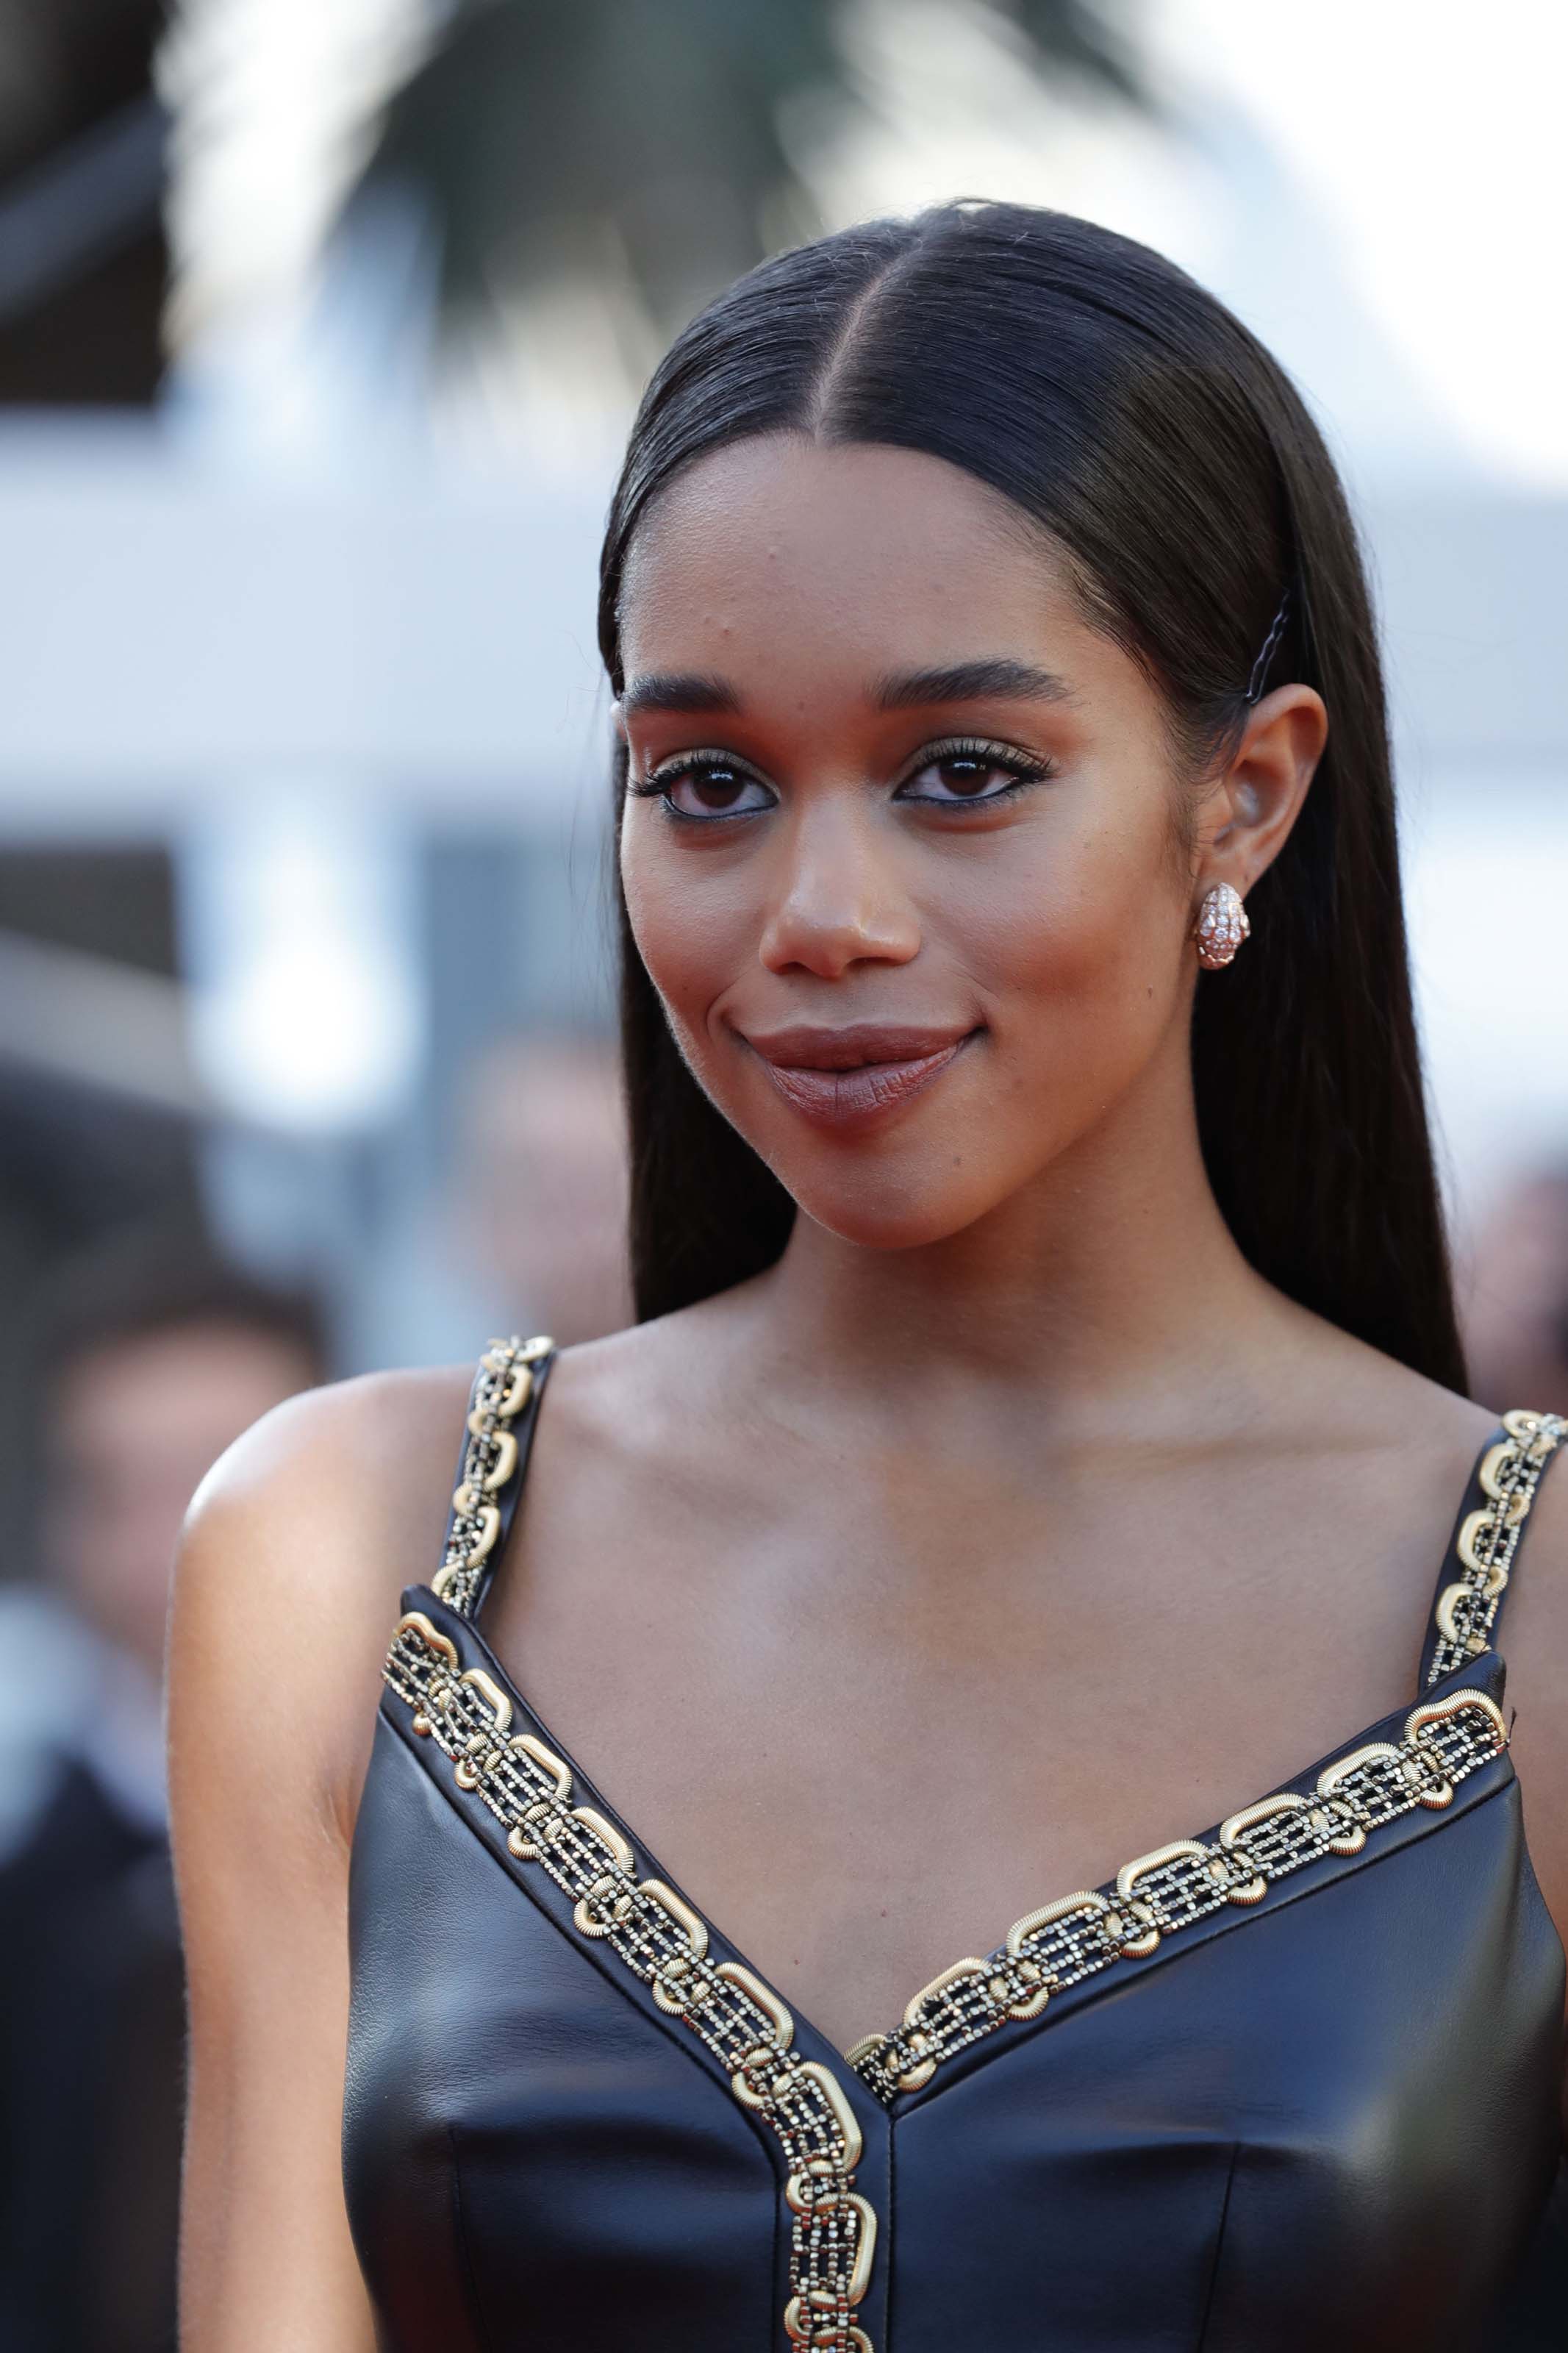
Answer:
[{"xmin": 1244, "ymin": 589, "xmax": 1292, "ymax": 704}]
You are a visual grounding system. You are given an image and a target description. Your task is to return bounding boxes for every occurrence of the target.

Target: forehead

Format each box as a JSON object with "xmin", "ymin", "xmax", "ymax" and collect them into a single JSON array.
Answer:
[{"xmin": 618, "ymin": 435, "xmax": 1092, "ymax": 690}]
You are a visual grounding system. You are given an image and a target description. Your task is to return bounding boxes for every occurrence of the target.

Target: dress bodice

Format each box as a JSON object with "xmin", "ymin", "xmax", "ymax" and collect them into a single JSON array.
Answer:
[{"xmin": 343, "ymin": 1340, "xmax": 1568, "ymax": 2351}]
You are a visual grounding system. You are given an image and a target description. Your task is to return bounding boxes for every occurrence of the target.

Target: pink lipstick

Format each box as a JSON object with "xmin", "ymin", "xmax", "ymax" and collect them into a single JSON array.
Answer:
[{"xmin": 742, "ymin": 1022, "xmax": 976, "ymax": 1133}]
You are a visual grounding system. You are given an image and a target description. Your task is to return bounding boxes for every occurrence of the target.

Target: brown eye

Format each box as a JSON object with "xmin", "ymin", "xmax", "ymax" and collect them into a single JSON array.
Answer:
[
  {"xmin": 920, "ymin": 755, "xmax": 1009, "ymax": 799},
  {"xmin": 652, "ymin": 759, "xmax": 775, "ymax": 820},
  {"xmin": 897, "ymin": 744, "xmax": 1045, "ymax": 805}
]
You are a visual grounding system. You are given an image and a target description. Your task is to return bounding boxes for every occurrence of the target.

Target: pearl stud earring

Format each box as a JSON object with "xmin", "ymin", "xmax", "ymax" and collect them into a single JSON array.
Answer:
[{"xmin": 1193, "ymin": 882, "xmax": 1250, "ymax": 970}]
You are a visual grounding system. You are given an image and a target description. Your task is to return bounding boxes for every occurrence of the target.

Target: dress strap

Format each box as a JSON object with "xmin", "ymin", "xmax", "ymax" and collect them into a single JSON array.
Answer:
[
  {"xmin": 1419, "ymin": 1407, "xmax": 1568, "ymax": 1688},
  {"xmin": 431, "ymin": 1335, "xmax": 556, "ymax": 1621}
]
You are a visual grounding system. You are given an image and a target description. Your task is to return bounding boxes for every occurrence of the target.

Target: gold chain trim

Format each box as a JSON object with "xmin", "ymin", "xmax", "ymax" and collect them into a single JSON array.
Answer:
[
  {"xmin": 385, "ymin": 1614, "xmax": 876, "ymax": 2353},
  {"xmin": 1425, "ymin": 1407, "xmax": 1566, "ymax": 1685},
  {"xmin": 432, "ymin": 1336, "xmax": 554, "ymax": 1618},
  {"xmin": 845, "ymin": 1687, "xmax": 1509, "ymax": 2102},
  {"xmin": 411, "ymin": 1346, "xmax": 1544, "ymax": 2281}
]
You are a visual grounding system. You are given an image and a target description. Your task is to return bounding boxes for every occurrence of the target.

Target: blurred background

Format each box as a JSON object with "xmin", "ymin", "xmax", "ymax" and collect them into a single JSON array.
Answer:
[{"xmin": 0, "ymin": 2, "xmax": 1564, "ymax": 2346}]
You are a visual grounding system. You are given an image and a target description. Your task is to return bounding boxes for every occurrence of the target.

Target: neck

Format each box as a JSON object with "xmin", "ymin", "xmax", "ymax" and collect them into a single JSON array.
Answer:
[{"xmin": 755, "ymin": 1043, "xmax": 1295, "ymax": 1433}]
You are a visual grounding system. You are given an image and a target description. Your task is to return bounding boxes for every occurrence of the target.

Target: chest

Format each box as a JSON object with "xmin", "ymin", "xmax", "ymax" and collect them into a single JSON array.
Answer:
[
  {"xmin": 482, "ymin": 1441, "xmax": 1445, "ymax": 2052},
  {"xmin": 346, "ymin": 1627, "xmax": 1564, "ymax": 2353}
]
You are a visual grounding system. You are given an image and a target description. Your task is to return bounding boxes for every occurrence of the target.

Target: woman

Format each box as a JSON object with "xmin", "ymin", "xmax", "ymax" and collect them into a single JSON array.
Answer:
[{"xmin": 171, "ymin": 204, "xmax": 1568, "ymax": 2351}]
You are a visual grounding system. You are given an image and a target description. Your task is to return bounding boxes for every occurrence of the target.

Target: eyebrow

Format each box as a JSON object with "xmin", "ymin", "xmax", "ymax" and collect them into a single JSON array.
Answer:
[
  {"xmin": 874, "ymin": 659, "xmax": 1076, "ymax": 710},
  {"xmin": 618, "ymin": 655, "xmax": 1076, "ymax": 721},
  {"xmin": 620, "ymin": 671, "xmax": 741, "ymax": 718}
]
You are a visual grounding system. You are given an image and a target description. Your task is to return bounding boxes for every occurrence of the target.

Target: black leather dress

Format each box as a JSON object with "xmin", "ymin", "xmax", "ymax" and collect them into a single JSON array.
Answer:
[{"xmin": 343, "ymin": 1340, "xmax": 1568, "ymax": 2352}]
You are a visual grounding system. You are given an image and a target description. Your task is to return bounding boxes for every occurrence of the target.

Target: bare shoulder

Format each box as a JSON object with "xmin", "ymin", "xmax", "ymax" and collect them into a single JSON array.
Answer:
[
  {"xmin": 1286, "ymin": 1299, "xmax": 1492, "ymax": 1445},
  {"xmin": 1271, "ymin": 1297, "xmax": 1496, "ymax": 1513},
  {"xmin": 529, "ymin": 1288, "xmax": 767, "ymax": 1479},
  {"xmin": 170, "ymin": 1367, "xmax": 476, "ymax": 2346},
  {"xmin": 523, "ymin": 1291, "xmax": 812, "ymax": 1584},
  {"xmin": 1321, "ymin": 1339, "xmax": 1568, "ymax": 1985},
  {"xmin": 1492, "ymin": 1415, "xmax": 1568, "ymax": 1960},
  {"xmin": 171, "ymin": 1362, "xmax": 476, "ymax": 1832}
]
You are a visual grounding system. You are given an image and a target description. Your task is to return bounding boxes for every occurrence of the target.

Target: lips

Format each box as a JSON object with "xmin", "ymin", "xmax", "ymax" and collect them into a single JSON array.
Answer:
[{"xmin": 742, "ymin": 1022, "xmax": 976, "ymax": 1132}]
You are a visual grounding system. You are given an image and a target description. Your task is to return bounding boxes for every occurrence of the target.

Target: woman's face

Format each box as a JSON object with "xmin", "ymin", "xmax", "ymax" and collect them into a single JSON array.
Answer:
[{"xmin": 616, "ymin": 435, "xmax": 1217, "ymax": 1252}]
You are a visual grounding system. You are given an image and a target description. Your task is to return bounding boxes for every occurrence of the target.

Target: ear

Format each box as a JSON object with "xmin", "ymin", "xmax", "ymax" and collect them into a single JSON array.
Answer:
[{"xmin": 1191, "ymin": 683, "xmax": 1328, "ymax": 903}]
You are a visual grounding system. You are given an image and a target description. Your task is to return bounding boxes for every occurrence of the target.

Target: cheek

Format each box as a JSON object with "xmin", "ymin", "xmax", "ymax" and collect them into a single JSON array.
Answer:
[
  {"xmin": 619, "ymin": 821, "xmax": 748, "ymax": 1056},
  {"xmin": 943, "ymin": 805, "xmax": 1189, "ymax": 1051}
]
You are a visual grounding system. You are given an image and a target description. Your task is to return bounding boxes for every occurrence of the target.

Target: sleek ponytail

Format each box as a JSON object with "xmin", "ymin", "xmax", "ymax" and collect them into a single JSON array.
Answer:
[{"xmin": 600, "ymin": 201, "xmax": 1466, "ymax": 1393}]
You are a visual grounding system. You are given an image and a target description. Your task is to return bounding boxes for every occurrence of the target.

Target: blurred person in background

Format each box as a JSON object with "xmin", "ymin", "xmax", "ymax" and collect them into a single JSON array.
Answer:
[
  {"xmin": 0, "ymin": 1236, "xmax": 323, "ymax": 2353},
  {"xmin": 171, "ymin": 203, "xmax": 1568, "ymax": 2353},
  {"xmin": 454, "ymin": 1034, "xmax": 631, "ymax": 1346}
]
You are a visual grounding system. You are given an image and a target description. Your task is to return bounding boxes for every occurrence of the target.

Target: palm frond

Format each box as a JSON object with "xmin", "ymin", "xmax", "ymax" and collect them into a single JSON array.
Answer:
[{"xmin": 348, "ymin": 0, "xmax": 1145, "ymax": 338}]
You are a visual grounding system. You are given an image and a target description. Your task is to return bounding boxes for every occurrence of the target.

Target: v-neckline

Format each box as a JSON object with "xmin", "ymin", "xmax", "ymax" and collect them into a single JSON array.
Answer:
[
  {"xmin": 378, "ymin": 1354, "xmax": 1561, "ymax": 2353},
  {"xmin": 409, "ymin": 1345, "xmax": 1557, "ymax": 2106},
  {"xmin": 387, "ymin": 1579, "xmax": 1512, "ymax": 2104}
]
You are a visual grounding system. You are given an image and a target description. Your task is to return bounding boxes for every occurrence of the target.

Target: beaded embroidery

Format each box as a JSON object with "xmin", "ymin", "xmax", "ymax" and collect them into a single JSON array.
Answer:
[
  {"xmin": 386, "ymin": 1610, "xmax": 876, "ymax": 2353},
  {"xmin": 1425, "ymin": 1408, "xmax": 1566, "ymax": 1685},
  {"xmin": 845, "ymin": 1685, "xmax": 1507, "ymax": 2101},
  {"xmin": 843, "ymin": 1407, "xmax": 1560, "ymax": 2099},
  {"xmin": 431, "ymin": 1336, "xmax": 555, "ymax": 1618},
  {"xmin": 386, "ymin": 1341, "xmax": 1556, "ymax": 2339}
]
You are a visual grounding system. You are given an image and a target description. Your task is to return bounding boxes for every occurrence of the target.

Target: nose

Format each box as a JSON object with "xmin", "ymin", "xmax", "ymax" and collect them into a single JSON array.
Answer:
[{"xmin": 757, "ymin": 798, "xmax": 922, "ymax": 980}]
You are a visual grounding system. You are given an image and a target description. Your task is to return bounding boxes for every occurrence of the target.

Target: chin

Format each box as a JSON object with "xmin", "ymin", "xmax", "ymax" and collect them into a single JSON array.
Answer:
[{"xmin": 778, "ymin": 1158, "xmax": 1003, "ymax": 1254}]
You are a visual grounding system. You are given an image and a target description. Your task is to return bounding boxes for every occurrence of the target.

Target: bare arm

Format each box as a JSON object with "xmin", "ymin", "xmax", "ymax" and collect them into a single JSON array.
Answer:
[
  {"xmin": 168, "ymin": 1369, "xmax": 464, "ymax": 2350},
  {"xmin": 1500, "ymin": 1446, "xmax": 1568, "ymax": 2140}
]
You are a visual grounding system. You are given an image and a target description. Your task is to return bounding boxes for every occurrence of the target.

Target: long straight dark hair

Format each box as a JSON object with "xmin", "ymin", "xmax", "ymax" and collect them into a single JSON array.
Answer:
[{"xmin": 599, "ymin": 201, "xmax": 1467, "ymax": 1394}]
